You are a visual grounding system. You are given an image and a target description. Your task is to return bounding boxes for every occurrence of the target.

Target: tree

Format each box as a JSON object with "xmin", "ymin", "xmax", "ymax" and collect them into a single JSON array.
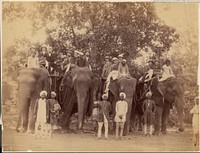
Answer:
[{"xmin": 3, "ymin": 2, "xmax": 179, "ymax": 78}]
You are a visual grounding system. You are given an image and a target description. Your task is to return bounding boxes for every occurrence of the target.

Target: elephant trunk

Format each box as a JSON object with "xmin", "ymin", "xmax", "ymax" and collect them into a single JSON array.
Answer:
[
  {"xmin": 17, "ymin": 85, "xmax": 32, "ymax": 132},
  {"xmin": 124, "ymin": 96, "xmax": 133, "ymax": 135},
  {"xmin": 76, "ymin": 84, "xmax": 90, "ymax": 131}
]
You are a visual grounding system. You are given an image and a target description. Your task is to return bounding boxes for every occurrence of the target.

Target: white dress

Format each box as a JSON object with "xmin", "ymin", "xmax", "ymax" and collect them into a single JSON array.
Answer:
[
  {"xmin": 27, "ymin": 56, "xmax": 39, "ymax": 68},
  {"xmin": 190, "ymin": 105, "xmax": 199, "ymax": 134},
  {"xmin": 36, "ymin": 99, "xmax": 47, "ymax": 123},
  {"xmin": 160, "ymin": 65, "xmax": 175, "ymax": 81}
]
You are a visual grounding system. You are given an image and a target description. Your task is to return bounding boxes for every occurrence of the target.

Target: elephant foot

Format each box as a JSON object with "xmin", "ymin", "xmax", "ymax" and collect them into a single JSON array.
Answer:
[
  {"xmin": 178, "ymin": 127, "xmax": 184, "ymax": 132},
  {"xmin": 27, "ymin": 130, "xmax": 34, "ymax": 134},
  {"xmin": 76, "ymin": 129, "xmax": 83, "ymax": 134},
  {"xmin": 16, "ymin": 128, "xmax": 20, "ymax": 133},
  {"xmin": 152, "ymin": 131, "xmax": 160, "ymax": 136},
  {"xmin": 123, "ymin": 131, "xmax": 128, "ymax": 136},
  {"xmin": 138, "ymin": 127, "xmax": 143, "ymax": 131},
  {"xmin": 20, "ymin": 128, "xmax": 27, "ymax": 133},
  {"xmin": 161, "ymin": 130, "xmax": 167, "ymax": 135}
]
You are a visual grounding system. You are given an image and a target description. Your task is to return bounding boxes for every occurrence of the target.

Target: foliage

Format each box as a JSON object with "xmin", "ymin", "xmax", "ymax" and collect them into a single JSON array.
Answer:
[
  {"xmin": 3, "ymin": 2, "xmax": 179, "ymax": 78},
  {"xmin": 3, "ymin": 2, "xmax": 198, "ymax": 127}
]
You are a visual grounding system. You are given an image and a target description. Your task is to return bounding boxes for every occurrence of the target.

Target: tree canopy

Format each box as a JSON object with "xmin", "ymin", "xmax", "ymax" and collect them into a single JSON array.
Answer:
[{"xmin": 3, "ymin": 2, "xmax": 179, "ymax": 69}]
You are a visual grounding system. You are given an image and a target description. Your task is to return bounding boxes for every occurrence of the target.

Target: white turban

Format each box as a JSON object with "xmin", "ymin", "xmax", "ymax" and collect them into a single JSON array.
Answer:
[
  {"xmin": 146, "ymin": 91, "xmax": 152, "ymax": 98},
  {"xmin": 40, "ymin": 91, "xmax": 47, "ymax": 97},
  {"xmin": 51, "ymin": 91, "xmax": 57, "ymax": 98},
  {"xmin": 102, "ymin": 94, "xmax": 108, "ymax": 100},
  {"xmin": 119, "ymin": 92, "xmax": 126, "ymax": 99}
]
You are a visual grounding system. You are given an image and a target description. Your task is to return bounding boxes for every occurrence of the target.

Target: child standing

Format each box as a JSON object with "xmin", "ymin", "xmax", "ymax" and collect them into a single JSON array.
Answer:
[
  {"xmin": 34, "ymin": 91, "xmax": 49, "ymax": 138},
  {"xmin": 94, "ymin": 94, "xmax": 111, "ymax": 140},
  {"xmin": 48, "ymin": 91, "xmax": 61, "ymax": 137},
  {"xmin": 115, "ymin": 92, "xmax": 128, "ymax": 140},
  {"xmin": 190, "ymin": 97, "xmax": 199, "ymax": 147},
  {"xmin": 142, "ymin": 91, "xmax": 156, "ymax": 136}
]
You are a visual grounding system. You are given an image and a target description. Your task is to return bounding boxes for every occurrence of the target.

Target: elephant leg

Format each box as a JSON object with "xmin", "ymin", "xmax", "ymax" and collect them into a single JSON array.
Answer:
[
  {"xmin": 22, "ymin": 106, "xmax": 29, "ymax": 133},
  {"xmin": 62, "ymin": 101, "xmax": 74, "ymax": 131},
  {"xmin": 131, "ymin": 113, "xmax": 137, "ymax": 131},
  {"xmin": 28, "ymin": 99, "xmax": 37, "ymax": 133},
  {"xmin": 123, "ymin": 117, "xmax": 130, "ymax": 136},
  {"xmin": 16, "ymin": 113, "xmax": 22, "ymax": 132},
  {"xmin": 153, "ymin": 106, "xmax": 163, "ymax": 135},
  {"xmin": 175, "ymin": 96, "xmax": 184, "ymax": 132},
  {"xmin": 28, "ymin": 116, "xmax": 36, "ymax": 133},
  {"xmin": 161, "ymin": 102, "xmax": 171, "ymax": 135},
  {"xmin": 138, "ymin": 114, "xmax": 143, "ymax": 131}
]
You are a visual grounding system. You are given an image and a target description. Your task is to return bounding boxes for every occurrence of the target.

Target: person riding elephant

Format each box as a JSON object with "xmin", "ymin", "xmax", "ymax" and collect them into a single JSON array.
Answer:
[
  {"xmin": 150, "ymin": 74, "xmax": 185, "ymax": 135},
  {"xmin": 104, "ymin": 57, "xmax": 119, "ymax": 95},
  {"xmin": 118, "ymin": 59, "xmax": 130, "ymax": 78},
  {"xmin": 59, "ymin": 66, "xmax": 101, "ymax": 132},
  {"xmin": 16, "ymin": 67, "xmax": 51, "ymax": 133},
  {"xmin": 108, "ymin": 75, "xmax": 137, "ymax": 135}
]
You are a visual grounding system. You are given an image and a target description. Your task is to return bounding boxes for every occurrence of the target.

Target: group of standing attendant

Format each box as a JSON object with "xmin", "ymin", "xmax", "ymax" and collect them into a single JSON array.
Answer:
[
  {"xmin": 34, "ymin": 91, "xmax": 61, "ymax": 139},
  {"xmin": 93, "ymin": 92, "xmax": 128, "ymax": 140}
]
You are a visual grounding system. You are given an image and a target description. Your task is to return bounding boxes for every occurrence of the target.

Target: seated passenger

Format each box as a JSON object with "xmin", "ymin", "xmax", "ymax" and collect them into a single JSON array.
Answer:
[
  {"xmin": 27, "ymin": 46, "xmax": 39, "ymax": 68},
  {"xmin": 104, "ymin": 57, "xmax": 119, "ymax": 95},
  {"xmin": 39, "ymin": 45, "xmax": 48, "ymax": 68},
  {"xmin": 159, "ymin": 59, "xmax": 175, "ymax": 81},
  {"xmin": 118, "ymin": 59, "xmax": 129, "ymax": 78},
  {"xmin": 139, "ymin": 60, "xmax": 155, "ymax": 83},
  {"xmin": 101, "ymin": 56, "xmax": 112, "ymax": 82}
]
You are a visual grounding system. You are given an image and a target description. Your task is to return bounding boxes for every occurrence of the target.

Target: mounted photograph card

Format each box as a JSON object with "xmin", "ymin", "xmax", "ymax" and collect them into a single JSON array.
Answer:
[{"xmin": 1, "ymin": 0, "xmax": 199, "ymax": 152}]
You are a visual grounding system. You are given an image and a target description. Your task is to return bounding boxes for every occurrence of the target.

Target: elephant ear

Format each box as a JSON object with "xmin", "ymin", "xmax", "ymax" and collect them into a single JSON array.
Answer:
[
  {"xmin": 157, "ymin": 78, "xmax": 183, "ymax": 103},
  {"xmin": 109, "ymin": 80, "xmax": 119, "ymax": 99},
  {"xmin": 91, "ymin": 73, "xmax": 101, "ymax": 89}
]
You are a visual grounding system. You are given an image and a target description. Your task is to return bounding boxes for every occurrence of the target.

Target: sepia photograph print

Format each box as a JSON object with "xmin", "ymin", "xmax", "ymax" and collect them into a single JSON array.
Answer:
[{"xmin": 1, "ymin": 0, "xmax": 199, "ymax": 152}]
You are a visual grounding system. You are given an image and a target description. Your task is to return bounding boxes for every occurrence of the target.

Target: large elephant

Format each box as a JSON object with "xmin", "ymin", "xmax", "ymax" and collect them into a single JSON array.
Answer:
[
  {"xmin": 151, "ymin": 76, "xmax": 185, "ymax": 135},
  {"xmin": 109, "ymin": 76, "xmax": 137, "ymax": 135},
  {"xmin": 60, "ymin": 67, "xmax": 101, "ymax": 132},
  {"xmin": 16, "ymin": 67, "xmax": 50, "ymax": 133}
]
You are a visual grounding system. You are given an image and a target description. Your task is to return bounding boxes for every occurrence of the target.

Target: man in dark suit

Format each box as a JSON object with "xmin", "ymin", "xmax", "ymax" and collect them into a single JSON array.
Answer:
[{"xmin": 46, "ymin": 46, "xmax": 56, "ymax": 75}]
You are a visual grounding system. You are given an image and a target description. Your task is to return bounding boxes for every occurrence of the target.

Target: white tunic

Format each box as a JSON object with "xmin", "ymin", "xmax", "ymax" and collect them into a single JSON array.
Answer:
[
  {"xmin": 160, "ymin": 65, "xmax": 175, "ymax": 81},
  {"xmin": 27, "ymin": 56, "xmax": 39, "ymax": 68},
  {"xmin": 115, "ymin": 100, "xmax": 128, "ymax": 122},
  {"xmin": 36, "ymin": 99, "xmax": 47, "ymax": 123}
]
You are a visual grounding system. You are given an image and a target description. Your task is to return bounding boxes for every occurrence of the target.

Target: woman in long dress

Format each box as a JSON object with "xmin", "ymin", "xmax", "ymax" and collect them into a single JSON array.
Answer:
[{"xmin": 190, "ymin": 97, "xmax": 199, "ymax": 147}]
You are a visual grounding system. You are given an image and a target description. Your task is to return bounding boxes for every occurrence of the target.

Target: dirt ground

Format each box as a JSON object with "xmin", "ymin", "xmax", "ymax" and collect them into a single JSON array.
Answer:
[{"xmin": 2, "ymin": 105, "xmax": 199, "ymax": 152}]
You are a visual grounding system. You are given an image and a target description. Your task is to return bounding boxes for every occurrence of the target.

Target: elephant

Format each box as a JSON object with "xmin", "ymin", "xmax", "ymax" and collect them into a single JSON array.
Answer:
[
  {"xmin": 16, "ymin": 67, "xmax": 50, "ymax": 133},
  {"xmin": 150, "ymin": 76, "xmax": 185, "ymax": 135},
  {"xmin": 109, "ymin": 76, "xmax": 137, "ymax": 136},
  {"xmin": 59, "ymin": 67, "xmax": 101, "ymax": 132}
]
